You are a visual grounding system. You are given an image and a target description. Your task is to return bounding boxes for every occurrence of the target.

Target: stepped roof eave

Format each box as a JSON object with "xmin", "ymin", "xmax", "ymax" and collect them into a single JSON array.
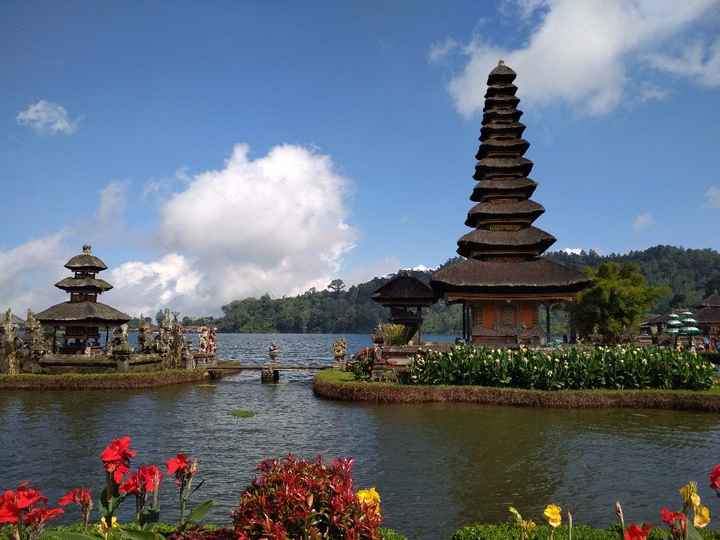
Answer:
[
  {"xmin": 372, "ymin": 274, "xmax": 435, "ymax": 306},
  {"xmin": 54, "ymin": 277, "xmax": 113, "ymax": 292},
  {"xmin": 695, "ymin": 306, "xmax": 720, "ymax": 323},
  {"xmin": 35, "ymin": 301, "xmax": 130, "ymax": 325},
  {"xmin": 64, "ymin": 254, "xmax": 108, "ymax": 271},
  {"xmin": 431, "ymin": 258, "xmax": 591, "ymax": 294},
  {"xmin": 465, "ymin": 200, "xmax": 545, "ymax": 227}
]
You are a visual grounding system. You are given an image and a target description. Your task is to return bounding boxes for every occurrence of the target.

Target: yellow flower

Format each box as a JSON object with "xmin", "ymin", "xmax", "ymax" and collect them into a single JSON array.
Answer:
[
  {"xmin": 694, "ymin": 505, "xmax": 711, "ymax": 529},
  {"xmin": 680, "ymin": 481, "xmax": 699, "ymax": 507},
  {"xmin": 97, "ymin": 517, "xmax": 118, "ymax": 538},
  {"xmin": 544, "ymin": 504, "xmax": 562, "ymax": 528},
  {"xmin": 357, "ymin": 487, "xmax": 381, "ymax": 513}
]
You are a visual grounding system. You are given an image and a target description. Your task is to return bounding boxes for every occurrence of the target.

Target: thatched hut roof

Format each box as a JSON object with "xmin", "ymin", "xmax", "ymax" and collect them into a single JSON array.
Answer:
[
  {"xmin": 372, "ymin": 273, "xmax": 435, "ymax": 306},
  {"xmin": 35, "ymin": 301, "xmax": 130, "ymax": 325}
]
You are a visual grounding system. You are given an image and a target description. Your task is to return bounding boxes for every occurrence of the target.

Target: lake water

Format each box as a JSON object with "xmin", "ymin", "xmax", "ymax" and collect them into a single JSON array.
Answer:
[{"xmin": 2, "ymin": 334, "xmax": 719, "ymax": 540}]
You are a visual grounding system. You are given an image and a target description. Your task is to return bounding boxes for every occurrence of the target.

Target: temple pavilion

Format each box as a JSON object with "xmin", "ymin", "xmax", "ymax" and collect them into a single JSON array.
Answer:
[
  {"xmin": 36, "ymin": 245, "xmax": 130, "ymax": 353},
  {"xmin": 694, "ymin": 292, "xmax": 720, "ymax": 340},
  {"xmin": 372, "ymin": 272, "xmax": 435, "ymax": 345},
  {"xmin": 431, "ymin": 61, "xmax": 591, "ymax": 346}
]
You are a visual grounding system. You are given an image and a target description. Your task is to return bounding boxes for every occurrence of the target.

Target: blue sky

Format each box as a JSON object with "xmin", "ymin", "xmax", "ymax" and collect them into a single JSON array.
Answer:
[{"xmin": 1, "ymin": 0, "xmax": 720, "ymax": 315}]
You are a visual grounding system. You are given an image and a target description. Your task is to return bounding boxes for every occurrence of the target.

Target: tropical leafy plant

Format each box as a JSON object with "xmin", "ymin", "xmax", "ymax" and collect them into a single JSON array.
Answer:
[{"xmin": 408, "ymin": 345, "xmax": 715, "ymax": 390}]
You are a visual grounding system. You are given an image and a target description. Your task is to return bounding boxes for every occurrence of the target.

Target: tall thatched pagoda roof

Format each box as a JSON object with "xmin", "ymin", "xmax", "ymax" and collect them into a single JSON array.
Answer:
[
  {"xmin": 431, "ymin": 60, "xmax": 591, "ymax": 297},
  {"xmin": 64, "ymin": 245, "xmax": 108, "ymax": 272}
]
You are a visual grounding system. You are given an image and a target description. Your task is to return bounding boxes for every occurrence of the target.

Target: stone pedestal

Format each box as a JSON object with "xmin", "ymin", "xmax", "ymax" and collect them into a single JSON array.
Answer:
[{"xmin": 114, "ymin": 352, "xmax": 130, "ymax": 372}]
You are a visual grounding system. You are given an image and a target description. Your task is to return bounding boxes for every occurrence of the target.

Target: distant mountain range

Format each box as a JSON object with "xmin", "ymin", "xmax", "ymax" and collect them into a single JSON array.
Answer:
[{"xmin": 178, "ymin": 245, "xmax": 720, "ymax": 334}]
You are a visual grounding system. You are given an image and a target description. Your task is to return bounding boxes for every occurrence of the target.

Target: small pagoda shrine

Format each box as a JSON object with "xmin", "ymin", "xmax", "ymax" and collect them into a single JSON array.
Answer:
[
  {"xmin": 36, "ymin": 245, "xmax": 130, "ymax": 353},
  {"xmin": 372, "ymin": 272, "xmax": 435, "ymax": 345},
  {"xmin": 431, "ymin": 61, "xmax": 591, "ymax": 346}
]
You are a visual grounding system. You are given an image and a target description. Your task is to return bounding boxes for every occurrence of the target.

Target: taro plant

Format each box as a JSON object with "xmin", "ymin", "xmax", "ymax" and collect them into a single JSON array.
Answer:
[{"xmin": 408, "ymin": 345, "xmax": 715, "ymax": 391}]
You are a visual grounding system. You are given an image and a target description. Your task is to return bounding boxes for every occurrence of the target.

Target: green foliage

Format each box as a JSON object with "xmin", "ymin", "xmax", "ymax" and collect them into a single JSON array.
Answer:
[
  {"xmin": 380, "ymin": 324, "xmax": 410, "ymax": 346},
  {"xmin": 350, "ymin": 348, "xmax": 375, "ymax": 381},
  {"xmin": 451, "ymin": 524, "xmax": 672, "ymax": 540},
  {"xmin": 570, "ymin": 262, "xmax": 669, "ymax": 343},
  {"xmin": 409, "ymin": 345, "xmax": 715, "ymax": 390},
  {"xmin": 380, "ymin": 528, "xmax": 409, "ymax": 540},
  {"xmin": 227, "ymin": 409, "xmax": 255, "ymax": 418}
]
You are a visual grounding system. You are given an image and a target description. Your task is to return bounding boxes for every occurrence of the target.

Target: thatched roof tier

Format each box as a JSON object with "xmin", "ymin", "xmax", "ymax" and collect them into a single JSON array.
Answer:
[
  {"xmin": 480, "ymin": 122, "xmax": 526, "ymax": 141},
  {"xmin": 488, "ymin": 61, "xmax": 516, "ymax": 84},
  {"xmin": 64, "ymin": 245, "xmax": 108, "ymax": 272},
  {"xmin": 697, "ymin": 292, "xmax": 720, "ymax": 308},
  {"xmin": 475, "ymin": 156, "xmax": 533, "ymax": 178},
  {"xmin": 372, "ymin": 273, "xmax": 435, "ymax": 307},
  {"xmin": 457, "ymin": 226, "xmax": 556, "ymax": 259},
  {"xmin": 471, "ymin": 178, "xmax": 538, "ymax": 201},
  {"xmin": 695, "ymin": 307, "xmax": 720, "ymax": 324},
  {"xmin": 475, "ymin": 138, "xmax": 530, "ymax": 160},
  {"xmin": 54, "ymin": 277, "xmax": 113, "ymax": 292},
  {"xmin": 465, "ymin": 200, "xmax": 544, "ymax": 227},
  {"xmin": 35, "ymin": 301, "xmax": 130, "ymax": 325},
  {"xmin": 431, "ymin": 258, "xmax": 590, "ymax": 294}
]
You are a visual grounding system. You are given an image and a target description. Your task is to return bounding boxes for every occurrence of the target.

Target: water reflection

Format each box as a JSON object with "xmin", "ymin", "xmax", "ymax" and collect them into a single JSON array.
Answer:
[{"xmin": 1, "ymin": 333, "xmax": 720, "ymax": 540}]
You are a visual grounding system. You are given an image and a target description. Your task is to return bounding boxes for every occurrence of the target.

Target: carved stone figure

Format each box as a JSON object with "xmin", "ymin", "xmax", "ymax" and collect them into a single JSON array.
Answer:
[
  {"xmin": 26, "ymin": 309, "xmax": 47, "ymax": 358},
  {"xmin": 333, "ymin": 337, "xmax": 347, "ymax": 368},
  {"xmin": 207, "ymin": 326, "xmax": 217, "ymax": 355},
  {"xmin": 198, "ymin": 326, "xmax": 208, "ymax": 353},
  {"xmin": 138, "ymin": 315, "xmax": 152, "ymax": 353},
  {"xmin": 1, "ymin": 309, "xmax": 19, "ymax": 375}
]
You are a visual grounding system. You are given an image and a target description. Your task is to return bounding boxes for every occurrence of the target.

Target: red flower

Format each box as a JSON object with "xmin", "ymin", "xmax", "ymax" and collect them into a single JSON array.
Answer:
[
  {"xmin": 23, "ymin": 507, "xmax": 64, "ymax": 527},
  {"xmin": 120, "ymin": 473, "xmax": 141, "ymax": 495},
  {"xmin": 138, "ymin": 465, "xmax": 163, "ymax": 493},
  {"xmin": 0, "ymin": 484, "xmax": 62, "ymax": 529},
  {"xmin": 101, "ymin": 436, "xmax": 137, "ymax": 484},
  {"xmin": 661, "ymin": 508, "xmax": 687, "ymax": 528},
  {"xmin": 710, "ymin": 464, "xmax": 720, "ymax": 491},
  {"xmin": 166, "ymin": 453, "xmax": 190, "ymax": 475},
  {"xmin": 58, "ymin": 487, "xmax": 92, "ymax": 508},
  {"xmin": 624, "ymin": 523, "xmax": 652, "ymax": 540}
]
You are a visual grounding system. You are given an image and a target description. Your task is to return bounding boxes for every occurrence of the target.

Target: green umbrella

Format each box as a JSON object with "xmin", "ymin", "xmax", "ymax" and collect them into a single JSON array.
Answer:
[
  {"xmin": 668, "ymin": 313, "xmax": 680, "ymax": 318},
  {"xmin": 682, "ymin": 327, "xmax": 702, "ymax": 335},
  {"xmin": 666, "ymin": 319, "xmax": 682, "ymax": 327},
  {"xmin": 680, "ymin": 311, "xmax": 694, "ymax": 317},
  {"xmin": 666, "ymin": 328, "xmax": 679, "ymax": 334},
  {"xmin": 682, "ymin": 317, "xmax": 698, "ymax": 324}
]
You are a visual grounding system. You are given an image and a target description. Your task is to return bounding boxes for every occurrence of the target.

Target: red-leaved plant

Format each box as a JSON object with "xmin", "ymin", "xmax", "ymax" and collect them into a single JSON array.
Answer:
[{"xmin": 232, "ymin": 455, "xmax": 382, "ymax": 540}]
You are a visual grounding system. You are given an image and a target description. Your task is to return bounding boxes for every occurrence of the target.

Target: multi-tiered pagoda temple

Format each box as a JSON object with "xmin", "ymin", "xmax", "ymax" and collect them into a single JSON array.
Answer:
[
  {"xmin": 431, "ymin": 61, "xmax": 591, "ymax": 346},
  {"xmin": 36, "ymin": 245, "xmax": 130, "ymax": 353}
]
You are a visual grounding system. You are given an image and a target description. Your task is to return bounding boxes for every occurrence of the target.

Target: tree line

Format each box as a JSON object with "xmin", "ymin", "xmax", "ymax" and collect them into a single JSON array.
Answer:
[{"xmin": 181, "ymin": 245, "xmax": 720, "ymax": 335}]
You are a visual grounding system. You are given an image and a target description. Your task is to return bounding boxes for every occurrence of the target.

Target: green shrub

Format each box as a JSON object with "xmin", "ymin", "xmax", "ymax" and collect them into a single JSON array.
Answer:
[
  {"xmin": 451, "ymin": 523, "xmax": 720, "ymax": 540},
  {"xmin": 409, "ymin": 346, "xmax": 715, "ymax": 391},
  {"xmin": 381, "ymin": 528, "xmax": 409, "ymax": 540}
]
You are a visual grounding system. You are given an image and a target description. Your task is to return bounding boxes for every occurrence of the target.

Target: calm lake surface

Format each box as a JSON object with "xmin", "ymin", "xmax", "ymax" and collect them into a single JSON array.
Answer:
[{"xmin": 2, "ymin": 333, "xmax": 719, "ymax": 540}]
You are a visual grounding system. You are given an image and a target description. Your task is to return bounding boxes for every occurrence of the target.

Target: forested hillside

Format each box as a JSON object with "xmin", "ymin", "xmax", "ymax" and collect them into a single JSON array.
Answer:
[{"xmin": 200, "ymin": 245, "xmax": 720, "ymax": 334}]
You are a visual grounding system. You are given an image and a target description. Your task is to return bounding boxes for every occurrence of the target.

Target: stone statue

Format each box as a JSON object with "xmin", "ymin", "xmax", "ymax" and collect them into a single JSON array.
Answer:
[
  {"xmin": 333, "ymin": 337, "xmax": 347, "ymax": 368},
  {"xmin": 169, "ymin": 314, "xmax": 185, "ymax": 369},
  {"xmin": 198, "ymin": 326, "xmax": 209, "ymax": 353},
  {"xmin": 268, "ymin": 342, "xmax": 280, "ymax": 366},
  {"xmin": 26, "ymin": 309, "xmax": 46, "ymax": 356},
  {"xmin": 157, "ymin": 309, "xmax": 173, "ymax": 361},
  {"xmin": 109, "ymin": 323, "xmax": 131, "ymax": 353},
  {"xmin": 137, "ymin": 314, "xmax": 152, "ymax": 353},
  {"xmin": 207, "ymin": 326, "xmax": 217, "ymax": 355},
  {"xmin": 1, "ymin": 309, "xmax": 19, "ymax": 375}
]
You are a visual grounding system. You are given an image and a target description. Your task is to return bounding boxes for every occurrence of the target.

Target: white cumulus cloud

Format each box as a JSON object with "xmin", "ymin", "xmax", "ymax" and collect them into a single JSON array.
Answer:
[
  {"xmin": 438, "ymin": 0, "xmax": 719, "ymax": 116},
  {"xmin": 109, "ymin": 143, "xmax": 357, "ymax": 315},
  {"xmin": 16, "ymin": 100, "xmax": 79, "ymax": 135},
  {"xmin": 0, "ymin": 234, "xmax": 68, "ymax": 314},
  {"xmin": 633, "ymin": 211, "xmax": 656, "ymax": 232},
  {"xmin": 561, "ymin": 248, "xmax": 584, "ymax": 255}
]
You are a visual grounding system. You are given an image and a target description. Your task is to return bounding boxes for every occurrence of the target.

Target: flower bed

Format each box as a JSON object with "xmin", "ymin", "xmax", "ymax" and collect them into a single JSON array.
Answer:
[
  {"xmin": 408, "ymin": 346, "xmax": 715, "ymax": 391},
  {"xmin": 0, "ymin": 436, "xmax": 403, "ymax": 540},
  {"xmin": 313, "ymin": 369, "xmax": 720, "ymax": 410}
]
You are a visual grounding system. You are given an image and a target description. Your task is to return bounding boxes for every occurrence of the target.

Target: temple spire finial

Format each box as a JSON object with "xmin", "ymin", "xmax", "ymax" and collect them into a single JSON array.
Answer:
[{"xmin": 82, "ymin": 244, "xmax": 92, "ymax": 254}]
